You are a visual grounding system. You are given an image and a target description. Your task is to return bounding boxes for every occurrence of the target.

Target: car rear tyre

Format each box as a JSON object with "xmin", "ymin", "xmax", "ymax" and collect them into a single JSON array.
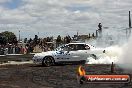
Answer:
[{"xmin": 42, "ymin": 56, "xmax": 54, "ymax": 67}]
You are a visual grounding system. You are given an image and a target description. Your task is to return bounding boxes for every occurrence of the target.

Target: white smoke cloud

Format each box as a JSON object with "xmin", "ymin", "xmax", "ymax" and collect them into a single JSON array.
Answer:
[
  {"xmin": 117, "ymin": 35, "xmax": 132, "ymax": 70},
  {"xmin": 87, "ymin": 34, "xmax": 132, "ymax": 71},
  {"xmin": 87, "ymin": 45, "xmax": 122, "ymax": 64}
]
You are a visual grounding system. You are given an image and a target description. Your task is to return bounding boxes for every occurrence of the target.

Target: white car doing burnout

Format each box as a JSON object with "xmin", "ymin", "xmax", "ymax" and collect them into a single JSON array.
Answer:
[{"xmin": 32, "ymin": 43, "xmax": 105, "ymax": 66}]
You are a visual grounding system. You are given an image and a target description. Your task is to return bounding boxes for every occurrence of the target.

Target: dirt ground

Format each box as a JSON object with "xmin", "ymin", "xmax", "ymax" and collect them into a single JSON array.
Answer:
[{"xmin": 0, "ymin": 64, "xmax": 131, "ymax": 88}]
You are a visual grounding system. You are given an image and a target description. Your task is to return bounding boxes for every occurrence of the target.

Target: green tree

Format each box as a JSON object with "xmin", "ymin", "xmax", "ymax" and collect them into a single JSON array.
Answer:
[
  {"xmin": 0, "ymin": 33, "xmax": 6, "ymax": 45},
  {"xmin": 1, "ymin": 31, "xmax": 17, "ymax": 44}
]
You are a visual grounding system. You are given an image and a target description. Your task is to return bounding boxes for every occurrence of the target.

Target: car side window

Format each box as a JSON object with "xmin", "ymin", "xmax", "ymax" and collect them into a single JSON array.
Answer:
[
  {"xmin": 68, "ymin": 44, "xmax": 77, "ymax": 51},
  {"xmin": 67, "ymin": 44, "xmax": 89, "ymax": 51},
  {"xmin": 77, "ymin": 44, "xmax": 87, "ymax": 50}
]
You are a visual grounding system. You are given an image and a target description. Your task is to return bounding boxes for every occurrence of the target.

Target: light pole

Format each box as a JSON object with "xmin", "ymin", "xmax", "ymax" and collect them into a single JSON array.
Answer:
[
  {"xmin": 129, "ymin": 11, "xmax": 131, "ymax": 37},
  {"xmin": 129, "ymin": 11, "xmax": 131, "ymax": 28},
  {"xmin": 19, "ymin": 30, "xmax": 20, "ymax": 42}
]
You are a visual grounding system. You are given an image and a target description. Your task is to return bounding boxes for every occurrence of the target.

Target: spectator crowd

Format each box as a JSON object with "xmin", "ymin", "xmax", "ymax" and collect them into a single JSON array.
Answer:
[{"xmin": 0, "ymin": 35, "xmax": 72, "ymax": 55}]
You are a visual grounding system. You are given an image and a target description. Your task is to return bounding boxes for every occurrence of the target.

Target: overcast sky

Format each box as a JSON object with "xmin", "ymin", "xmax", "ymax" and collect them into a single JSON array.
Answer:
[{"xmin": 0, "ymin": 0, "xmax": 131, "ymax": 39}]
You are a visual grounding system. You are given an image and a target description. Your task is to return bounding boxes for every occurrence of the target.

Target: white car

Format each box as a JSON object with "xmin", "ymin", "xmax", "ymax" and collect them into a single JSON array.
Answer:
[{"xmin": 32, "ymin": 43, "xmax": 105, "ymax": 66}]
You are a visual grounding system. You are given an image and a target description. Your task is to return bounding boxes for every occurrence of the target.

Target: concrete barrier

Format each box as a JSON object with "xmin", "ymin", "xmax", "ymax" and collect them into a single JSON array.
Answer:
[{"xmin": 0, "ymin": 54, "xmax": 34, "ymax": 62}]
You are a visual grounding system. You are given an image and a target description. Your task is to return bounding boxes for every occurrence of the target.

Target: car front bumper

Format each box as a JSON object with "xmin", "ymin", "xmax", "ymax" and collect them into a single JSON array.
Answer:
[{"xmin": 32, "ymin": 56, "xmax": 43, "ymax": 64}]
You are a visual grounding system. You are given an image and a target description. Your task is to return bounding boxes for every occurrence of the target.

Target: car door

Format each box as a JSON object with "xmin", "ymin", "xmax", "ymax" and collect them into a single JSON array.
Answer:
[
  {"xmin": 68, "ymin": 44, "xmax": 90, "ymax": 62},
  {"xmin": 78, "ymin": 44, "xmax": 91, "ymax": 60},
  {"xmin": 55, "ymin": 45, "xmax": 71, "ymax": 62}
]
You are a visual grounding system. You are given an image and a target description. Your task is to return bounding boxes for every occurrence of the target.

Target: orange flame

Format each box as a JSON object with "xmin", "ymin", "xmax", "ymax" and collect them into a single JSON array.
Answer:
[{"xmin": 78, "ymin": 65, "xmax": 86, "ymax": 76}]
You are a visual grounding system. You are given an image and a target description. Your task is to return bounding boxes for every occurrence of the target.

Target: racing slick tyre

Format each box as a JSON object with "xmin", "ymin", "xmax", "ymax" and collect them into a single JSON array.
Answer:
[{"xmin": 42, "ymin": 56, "xmax": 55, "ymax": 67}]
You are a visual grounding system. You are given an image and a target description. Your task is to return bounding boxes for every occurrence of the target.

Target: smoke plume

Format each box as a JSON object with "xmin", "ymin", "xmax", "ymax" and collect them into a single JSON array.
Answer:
[{"xmin": 118, "ymin": 36, "xmax": 132, "ymax": 70}]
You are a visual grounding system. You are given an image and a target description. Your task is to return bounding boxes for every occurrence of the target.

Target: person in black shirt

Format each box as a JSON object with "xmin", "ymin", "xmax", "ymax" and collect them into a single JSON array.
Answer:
[{"xmin": 98, "ymin": 23, "xmax": 102, "ymax": 31}]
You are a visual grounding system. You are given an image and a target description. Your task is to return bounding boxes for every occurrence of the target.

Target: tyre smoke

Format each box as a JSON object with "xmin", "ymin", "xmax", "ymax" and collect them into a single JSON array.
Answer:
[{"xmin": 117, "ymin": 36, "xmax": 132, "ymax": 70}]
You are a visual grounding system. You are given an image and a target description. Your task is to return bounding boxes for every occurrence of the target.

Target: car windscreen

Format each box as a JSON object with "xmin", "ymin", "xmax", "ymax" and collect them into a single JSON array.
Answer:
[{"xmin": 55, "ymin": 44, "xmax": 68, "ymax": 51}]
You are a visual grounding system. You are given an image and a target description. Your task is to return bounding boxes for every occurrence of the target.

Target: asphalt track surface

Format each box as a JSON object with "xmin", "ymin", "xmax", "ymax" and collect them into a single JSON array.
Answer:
[{"xmin": 0, "ymin": 63, "xmax": 132, "ymax": 88}]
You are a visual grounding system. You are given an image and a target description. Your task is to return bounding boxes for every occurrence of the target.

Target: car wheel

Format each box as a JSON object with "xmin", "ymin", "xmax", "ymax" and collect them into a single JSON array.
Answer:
[{"xmin": 42, "ymin": 56, "xmax": 54, "ymax": 67}]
